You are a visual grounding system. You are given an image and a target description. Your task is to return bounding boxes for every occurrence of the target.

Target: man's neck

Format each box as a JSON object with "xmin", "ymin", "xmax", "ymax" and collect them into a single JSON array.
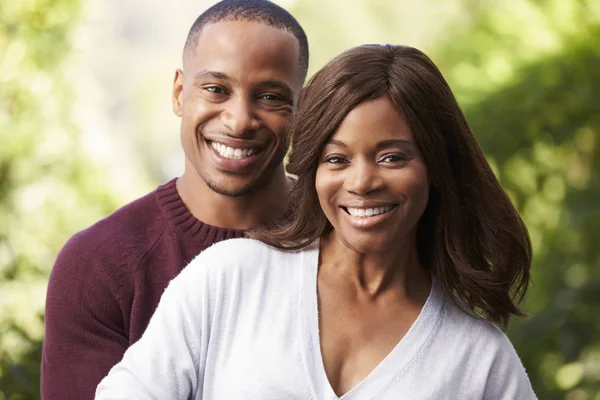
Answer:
[{"xmin": 176, "ymin": 169, "xmax": 291, "ymax": 230}]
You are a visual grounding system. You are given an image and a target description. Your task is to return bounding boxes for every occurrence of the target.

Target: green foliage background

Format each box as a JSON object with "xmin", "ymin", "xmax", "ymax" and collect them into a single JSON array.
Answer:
[
  {"xmin": 429, "ymin": 1, "xmax": 600, "ymax": 397},
  {"xmin": 0, "ymin": 0, "xmax": 122, "ymax": 398},
  {"xmin": 0, "ymin": 0, "xmax": 598, "ymax": 398}
]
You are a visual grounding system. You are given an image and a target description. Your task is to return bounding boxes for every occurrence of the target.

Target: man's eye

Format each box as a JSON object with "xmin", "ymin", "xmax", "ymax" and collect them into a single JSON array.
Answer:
[
  {"xmin": 205, "ymin": 86, "xmax": 226, "ymax": 94},
  {"xmin": 260, "ymin": 93, "xmax": 286, "ymax": 102}
]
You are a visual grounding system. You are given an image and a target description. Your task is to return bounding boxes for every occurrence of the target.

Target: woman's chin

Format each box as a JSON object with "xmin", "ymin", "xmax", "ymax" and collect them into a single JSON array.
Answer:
[{"xmin": 339, "ymin": 236, "xmax": 397, "ymax": 256}]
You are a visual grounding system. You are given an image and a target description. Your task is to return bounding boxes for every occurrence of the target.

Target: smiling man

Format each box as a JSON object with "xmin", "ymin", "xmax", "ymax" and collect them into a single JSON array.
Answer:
[{"xmin": 41, "ymin": 1, "xmax": 308, "ymax": 399}]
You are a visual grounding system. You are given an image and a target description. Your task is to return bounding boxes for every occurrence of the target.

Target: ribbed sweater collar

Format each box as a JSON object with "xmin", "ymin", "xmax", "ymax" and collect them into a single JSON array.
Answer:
[{"xmin": 155, "ymin": 178, "xmax": 245, "ymax": 243}]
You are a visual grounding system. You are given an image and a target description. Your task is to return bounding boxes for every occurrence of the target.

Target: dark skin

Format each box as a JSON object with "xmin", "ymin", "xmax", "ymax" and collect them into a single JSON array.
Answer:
[
  {"xmin": 315, "ymin": 97, "xmax": 432, "ymax": 396},
  {"xmin": 172, "ymin": 21, "xmax": 301, "ymax": 229},
  {"xmin": 318, "ymin": 235, "xmax": 431, "ymax": 396}
]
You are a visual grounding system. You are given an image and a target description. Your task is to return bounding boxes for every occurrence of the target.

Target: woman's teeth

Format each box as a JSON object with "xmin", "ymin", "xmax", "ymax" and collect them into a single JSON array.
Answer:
[
  {"xmin": 211, "ymin": 142, "xmax": 259, "ymax": 159},
  {"xmin": 346, "ymin": 205, "xmax": 395, "ymax": 218}
]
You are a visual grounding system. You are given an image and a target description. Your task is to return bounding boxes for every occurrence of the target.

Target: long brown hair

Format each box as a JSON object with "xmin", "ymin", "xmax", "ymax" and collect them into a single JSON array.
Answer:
[{"xmin": 250, "ymin": 44, "xmax": 531, "ymax": 327}]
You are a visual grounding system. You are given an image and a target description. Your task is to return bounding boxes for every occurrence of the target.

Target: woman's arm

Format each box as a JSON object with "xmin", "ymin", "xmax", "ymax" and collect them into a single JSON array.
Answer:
[{"xmin": 95, "ymin": 264, "xmax": 208, "ymax": 399}]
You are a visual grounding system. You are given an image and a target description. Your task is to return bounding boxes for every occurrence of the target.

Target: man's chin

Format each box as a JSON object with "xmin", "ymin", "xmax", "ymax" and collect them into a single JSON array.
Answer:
[
  {"xmin": 205, "ymin": 178, "xmax": 258, "ymax": 198},
  {"xmin": 203, "ymin": 163, "xmax": 281, "ymax": 198}
]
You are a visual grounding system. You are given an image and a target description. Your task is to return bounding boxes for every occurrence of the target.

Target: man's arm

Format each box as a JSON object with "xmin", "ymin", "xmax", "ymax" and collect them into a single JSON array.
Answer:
[{"xmin": 42, "ymin": 233, "xmax": 129, "ymax": 400}]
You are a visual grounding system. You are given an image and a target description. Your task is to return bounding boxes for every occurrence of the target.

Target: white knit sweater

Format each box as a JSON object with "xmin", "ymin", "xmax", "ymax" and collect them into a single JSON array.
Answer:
[{"xmin": 95, "ymin": 238, "xmax": 537, "ymax": 399}]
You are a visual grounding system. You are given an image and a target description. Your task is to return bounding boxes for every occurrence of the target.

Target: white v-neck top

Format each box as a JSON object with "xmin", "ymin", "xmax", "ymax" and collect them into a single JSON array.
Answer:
[{"xmin": 96, "ymin": 238, "xmax": 537, "ymax": 399}]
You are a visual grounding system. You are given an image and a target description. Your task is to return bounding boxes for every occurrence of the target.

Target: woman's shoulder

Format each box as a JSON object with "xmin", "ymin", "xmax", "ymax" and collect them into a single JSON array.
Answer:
[
  {"xmin": 429, "ymin": 294, "xmax": 535, "ymax": 398},
  {"xmin": 183, "ymin": 238, "xmax": 311, "ymax": 281},
  {"xmin": 202, "ymin": 237, "xmax": 274, "ymax": 259},
  {"xmin": 183, "ymin": 238, "xmax": 273, "ymax": 274},
  {"xmin": 438, "ymin": 293, "xmax": 519, "ymax": 355},
  {"xmin": 198, "ymin": 237, "xmax": 316, "ymax": 263}
]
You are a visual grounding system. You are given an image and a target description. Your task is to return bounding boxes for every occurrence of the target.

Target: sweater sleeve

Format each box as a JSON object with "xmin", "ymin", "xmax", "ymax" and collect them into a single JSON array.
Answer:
[
  {"xmin": 94, "ymin": 256, "xmax": 207, "ymax": 399},
  {"xmin": 41, "ymin": 233, "xmax": 130, "ymax": 400},
  {"xmin": 483, "ymin": 333, "xmax": 538, "ymax": 400}
]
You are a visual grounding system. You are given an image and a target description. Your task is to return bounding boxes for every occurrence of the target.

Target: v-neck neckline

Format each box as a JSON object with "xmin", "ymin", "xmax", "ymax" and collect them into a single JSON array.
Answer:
[{"xmin": 298, "ymin": 244, "xmax": 444, "ymax": 400}]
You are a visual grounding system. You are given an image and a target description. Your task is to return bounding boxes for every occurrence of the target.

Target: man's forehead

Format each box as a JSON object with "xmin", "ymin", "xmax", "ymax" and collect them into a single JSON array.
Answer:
[
  {"xmin": 183, "ymin": 20, "xmax": 302, "ymax": 88},
  {"xmin": 192, "ymin": 19, "xmax": 297, "ymax": 54}
]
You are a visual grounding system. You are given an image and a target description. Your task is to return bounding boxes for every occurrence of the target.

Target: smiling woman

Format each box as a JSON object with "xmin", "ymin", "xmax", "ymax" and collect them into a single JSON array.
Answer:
[
  {"xmin": 95, "ymin": 44, "xmax": 537, "ymax": 399},
  {"xmin": 315, "ymin": 96, "xmax": 429, "ymax": 255},
  {"xmin": 256, "ymin": 44, "xmax": 532, "ymax": 328}
]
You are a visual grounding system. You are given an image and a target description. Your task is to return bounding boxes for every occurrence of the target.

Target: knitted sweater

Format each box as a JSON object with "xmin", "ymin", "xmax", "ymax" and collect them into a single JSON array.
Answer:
[
  {"xmin": 41, "ymin": 179, "xmax": 244, "ymax": 400},
  {"xmin": 96, "ymin": 238, "xmax": 537, "ymax": 399}
]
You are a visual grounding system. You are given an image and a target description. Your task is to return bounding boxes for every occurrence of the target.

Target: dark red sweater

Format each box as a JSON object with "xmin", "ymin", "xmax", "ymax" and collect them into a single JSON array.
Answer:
[{"xmin": 41, "ymin": 179, "xmax": 244, "ymax": 399}]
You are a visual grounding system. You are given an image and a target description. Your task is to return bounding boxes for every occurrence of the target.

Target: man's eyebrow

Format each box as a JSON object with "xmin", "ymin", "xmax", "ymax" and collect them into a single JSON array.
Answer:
[
  {"xmin": 193, "ymin": 70, "xmax": 233, "ymax": 83},
  {"xmin": 259, "ymin": 80, "xmax": 293, "ymax": 94}
]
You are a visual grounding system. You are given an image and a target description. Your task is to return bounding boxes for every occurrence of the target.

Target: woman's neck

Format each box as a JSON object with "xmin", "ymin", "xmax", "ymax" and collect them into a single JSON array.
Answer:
[{"xmin": 318, "ymin": 232, "xmax": 431, "ymax": 302}]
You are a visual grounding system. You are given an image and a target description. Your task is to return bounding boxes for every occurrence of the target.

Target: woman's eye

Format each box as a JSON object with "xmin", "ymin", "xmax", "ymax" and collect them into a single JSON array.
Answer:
[
  {"xmin": 324, "ymin": 156, "xmax": 348, "ymax": 164},
  {"xmin": 380, "ymin": 154, "xmax": 408, "ymax": 163}
]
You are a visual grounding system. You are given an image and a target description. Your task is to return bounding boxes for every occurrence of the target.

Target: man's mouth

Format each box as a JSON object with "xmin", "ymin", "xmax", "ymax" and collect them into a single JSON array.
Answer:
[
  {"xmin": 210, "ymin": 141, "xmax": 262, "ymax": 160},
  {"xmin": 342, "ymin": 204, "xmax": 398, "ymax": 218}
]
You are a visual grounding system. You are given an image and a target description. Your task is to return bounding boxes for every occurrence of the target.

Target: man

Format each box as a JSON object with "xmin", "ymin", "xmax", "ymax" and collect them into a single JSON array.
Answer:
[{"xmin": 41, "ymin": 1, "xmax": 309, "ymax": 398}]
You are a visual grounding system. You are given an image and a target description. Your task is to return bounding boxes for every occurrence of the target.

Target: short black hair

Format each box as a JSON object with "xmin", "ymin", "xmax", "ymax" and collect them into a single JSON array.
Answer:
[{"xmin": 184, "ymin": 0, "xmax": 309, "ymax": 81}]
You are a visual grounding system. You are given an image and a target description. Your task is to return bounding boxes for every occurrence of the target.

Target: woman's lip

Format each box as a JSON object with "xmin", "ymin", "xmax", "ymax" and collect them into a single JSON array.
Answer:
[
  {"xmin": 341, "ymin": 204, "xmax": 399, "ymax": 228},
  {"xmin": 341, "ymin": 203, "xmax": 397, "ymax": 209}
]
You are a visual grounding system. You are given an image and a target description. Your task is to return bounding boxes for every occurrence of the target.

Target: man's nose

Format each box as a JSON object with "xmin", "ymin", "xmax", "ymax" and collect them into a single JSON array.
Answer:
[{"xmin": 220, "ymin": 97, "xmax": 260, "ymax": 137}]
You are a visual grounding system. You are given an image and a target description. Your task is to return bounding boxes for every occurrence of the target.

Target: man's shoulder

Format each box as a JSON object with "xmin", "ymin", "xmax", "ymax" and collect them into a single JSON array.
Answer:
[{"xmin": 56, "ymin": 185, "xmax": 167, "ymax": 268}]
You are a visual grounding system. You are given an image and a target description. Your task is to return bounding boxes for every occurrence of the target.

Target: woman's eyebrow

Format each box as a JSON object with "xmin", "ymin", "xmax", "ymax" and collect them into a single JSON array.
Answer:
[
  {"xmin": 323, "ymin": 139, "xmax": 347, "ymax": 148},
  {"xmin": 375, "ymin": 139, "xmax": 414, "ymax": 150}
]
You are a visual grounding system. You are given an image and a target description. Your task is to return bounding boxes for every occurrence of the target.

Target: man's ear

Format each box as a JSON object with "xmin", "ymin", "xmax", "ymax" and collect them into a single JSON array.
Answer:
[{"xmin": 172, "ymin": 69, "xmax": 184, "ymax": 117}]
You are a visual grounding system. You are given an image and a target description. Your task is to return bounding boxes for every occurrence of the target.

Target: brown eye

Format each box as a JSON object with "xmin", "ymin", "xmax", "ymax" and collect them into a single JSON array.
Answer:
[
  {"xmin": 258, "ymin": 93, "xmax": 289, "ymax": 108},
  {"xmin": 205, "ymin": 86, "xmax": 227, "ymax": 95},
  {"xmin": 324, "ymin": 156, "xmax": 348, "ymax": 164},
  {"xmin": 379, "ymin": 154, "xmax": 410, "ymax": 163},
  {"xmin": 260, "ymin": 94, "xmax": 283, "ymax": 101}
]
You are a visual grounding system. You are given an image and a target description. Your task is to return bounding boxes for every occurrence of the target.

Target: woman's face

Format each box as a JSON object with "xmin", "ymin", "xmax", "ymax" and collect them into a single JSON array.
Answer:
[{"xmin": 315, "ymin": 96, "xmax": 429, "ymax": 255}]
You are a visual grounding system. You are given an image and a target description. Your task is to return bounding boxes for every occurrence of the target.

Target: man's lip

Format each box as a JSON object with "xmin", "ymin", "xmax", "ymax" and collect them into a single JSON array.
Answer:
[
  {"xmin": 205, "ymin": 139, "xmax": 265, "ymax": 171},
  {"xmin": 204, "ymin": 138, "xmax": 265, "ymax": 149}
]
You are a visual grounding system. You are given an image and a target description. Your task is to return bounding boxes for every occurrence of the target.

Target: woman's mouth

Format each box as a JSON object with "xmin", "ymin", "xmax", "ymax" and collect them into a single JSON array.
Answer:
[{"xmin": 342, "ymin": 204, "xmax": 398, "ymax": 218}]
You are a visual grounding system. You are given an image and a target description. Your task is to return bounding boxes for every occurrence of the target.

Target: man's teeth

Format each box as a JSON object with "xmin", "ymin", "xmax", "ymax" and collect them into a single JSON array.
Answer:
[
  {"xmin": 347, "ymin": 205, "xmax": 395, "ymax": 218},
  {"xmin": 211, "ymin": 142, "xmax": 258, "ymax": 159}
]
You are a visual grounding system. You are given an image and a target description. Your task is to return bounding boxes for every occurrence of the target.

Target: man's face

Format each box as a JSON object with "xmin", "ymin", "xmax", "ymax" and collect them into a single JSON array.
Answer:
[{"xmin": 173, "ymin": 20, "xmax": 302, "ymax": 197}]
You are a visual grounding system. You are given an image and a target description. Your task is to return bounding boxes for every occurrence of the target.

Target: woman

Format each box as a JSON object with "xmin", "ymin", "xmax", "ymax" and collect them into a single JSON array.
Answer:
[{"xmin": 96, "ymin": 45, "xmax": 536, "ymax": 399}]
